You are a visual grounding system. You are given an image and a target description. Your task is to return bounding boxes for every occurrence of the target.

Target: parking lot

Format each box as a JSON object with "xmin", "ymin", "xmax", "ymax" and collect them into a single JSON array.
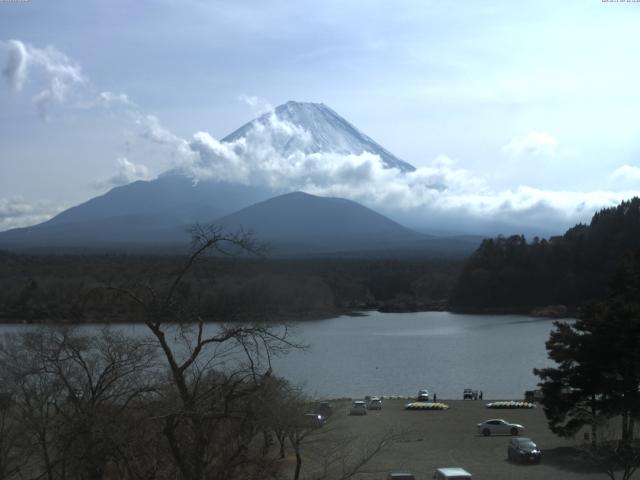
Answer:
[{"xmin": 295, "ymin": 398, "xmax": 606, "ymax": 480}]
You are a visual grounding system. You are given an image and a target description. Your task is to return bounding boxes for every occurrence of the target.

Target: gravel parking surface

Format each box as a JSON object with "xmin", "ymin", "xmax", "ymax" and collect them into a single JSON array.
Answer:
[{"xmin": 297, "ymin": 398, "xmax": 606, "ymax": 480}]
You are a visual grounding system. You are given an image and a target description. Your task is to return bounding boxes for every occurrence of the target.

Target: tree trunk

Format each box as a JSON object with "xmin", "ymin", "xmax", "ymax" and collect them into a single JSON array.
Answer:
[
  {"xmin": 277, "ymin": 431, "xmax": 286, "ymax": 459},
  {"xmin": 293, "ymin": 449, "xmax": 302, "ymax": 480},
  {"xmin": 591, "ymin": 395, "xmax": 598, "ymax": 447},
  {"xmin": 622, "ymin": 411, "xmax": 630, "ymax": 444}
]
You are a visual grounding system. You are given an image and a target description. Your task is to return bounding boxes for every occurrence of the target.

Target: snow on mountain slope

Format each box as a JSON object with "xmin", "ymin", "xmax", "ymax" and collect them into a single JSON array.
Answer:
[{"xmin": 222, "ymin": 101, "xmax": 415, "ymax": 172}]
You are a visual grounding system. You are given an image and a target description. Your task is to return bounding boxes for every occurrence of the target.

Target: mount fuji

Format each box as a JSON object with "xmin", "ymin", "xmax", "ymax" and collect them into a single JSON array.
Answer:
[{"xmin": 0, "ymin": 101, "xmax": 479, "ymax": 256}]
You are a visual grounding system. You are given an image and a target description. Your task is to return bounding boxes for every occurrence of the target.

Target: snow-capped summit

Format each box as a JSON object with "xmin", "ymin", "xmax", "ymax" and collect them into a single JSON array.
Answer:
[{"xmin": 223, "ymin": 101, "xmax": 416, "ymax": 172}]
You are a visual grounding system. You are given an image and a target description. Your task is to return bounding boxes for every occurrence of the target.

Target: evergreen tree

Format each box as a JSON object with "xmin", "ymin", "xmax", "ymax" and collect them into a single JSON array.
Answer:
[{"xmin": 535, "ymin": 251, "xmax": 640, "ymax": 455}]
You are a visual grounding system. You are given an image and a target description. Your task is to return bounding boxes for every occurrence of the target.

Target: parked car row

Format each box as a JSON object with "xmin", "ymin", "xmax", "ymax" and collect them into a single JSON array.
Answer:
[
  {"xmin": 368, "ymin": 391, "xmax": 541, "ymax": 478},
  {"xmin": 478, "ymin": 418, "xmax": 543, "ymax": 463},
  {"xmin": 386, "ymin": 411, "xmax": 540, "ymax": 478},
  {"xmin": 350, "ymin": 396, "xmax": 384, "ymax": 415}
]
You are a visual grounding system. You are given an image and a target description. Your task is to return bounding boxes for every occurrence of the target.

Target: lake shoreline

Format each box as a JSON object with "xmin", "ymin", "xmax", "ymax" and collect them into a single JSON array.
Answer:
[{"xmin": 0, "ymin": 301, "xmax": 574, "ymax": 324}]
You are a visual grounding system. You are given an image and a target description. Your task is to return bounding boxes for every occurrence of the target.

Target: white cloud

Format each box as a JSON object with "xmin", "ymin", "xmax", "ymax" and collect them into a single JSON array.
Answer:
[
  {"xmin": 91, "ymin": 91, "xmax": 135, "ymax": 109},
  {"xmin": 138, "ymin": 114, "xmax": 186, "ymax": 147},
  {"xmin": 610, "ymin": 165, "xmax": 640, "ymax": 186},
  {"xmin": 238, "ymin": 94, "xmax": 273, "ymax": 114},
  {"xmin": 1, "ymin": 40, "xmax": 136, "ymax": 118},
  {"xmin": 2, "ymin": 39, "xmax": 28, "ymax": 91},
  {"xmin": 0, "ymin": 197, "xmax": 66, "ymax": 232},
  {"xmin": 178, "ymin": 111, "xmax": 485, "ymax": 208},
  {"xmin": 1, "ymin": 39, "xmax": 86, "ymax": 118},
  {"xmin": 93, "ymin": 157, "xmax": 150, "ymax": 189},
  {"xmin": 503, "ymin": 131, "xmax": 558, "ymax": 157}
]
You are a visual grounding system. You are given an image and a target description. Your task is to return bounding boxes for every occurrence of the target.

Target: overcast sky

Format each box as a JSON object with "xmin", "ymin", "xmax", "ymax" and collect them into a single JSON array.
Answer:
[{"xmin": 1, "ymin": 0, "xmax": 640, "ymax": 233}]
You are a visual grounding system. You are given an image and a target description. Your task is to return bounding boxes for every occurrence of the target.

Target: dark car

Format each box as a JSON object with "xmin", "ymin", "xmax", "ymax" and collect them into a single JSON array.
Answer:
[
  {"xmin": 508, "ymin": 437, "xmax": 542, "ymax": 463},
  {"xmin": 315, "ymin": 401, "xmax": 332, "ymax": 418},
  {"xmin": 300, "ymin": 413, "xmax": 326, "ymax": 428}
]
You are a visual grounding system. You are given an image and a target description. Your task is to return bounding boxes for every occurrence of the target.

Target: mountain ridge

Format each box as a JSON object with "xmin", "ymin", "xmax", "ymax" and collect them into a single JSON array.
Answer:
[{"xmin": 215, "ymin": 191, "xmax": 428, "ymax": 255}]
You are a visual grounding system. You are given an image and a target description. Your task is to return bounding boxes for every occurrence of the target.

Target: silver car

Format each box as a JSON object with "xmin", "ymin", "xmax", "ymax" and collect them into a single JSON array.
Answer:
[
  {"xmin": 477, "ymin": 418, "xmax": 524, "ymax": 436},
  {"xmin": 367, "ymin": 396, "xmax": 383, "ymax": 410}
]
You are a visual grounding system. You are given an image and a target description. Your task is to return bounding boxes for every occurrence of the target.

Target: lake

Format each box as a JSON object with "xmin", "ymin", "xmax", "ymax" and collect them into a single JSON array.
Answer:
[
  {"xmin": 0, "ymin": 311, "xmax": 561, "ymax": 400},
  {"xmin": 270, "ymin": 311, "xmax": 559, "ymax": 400}
]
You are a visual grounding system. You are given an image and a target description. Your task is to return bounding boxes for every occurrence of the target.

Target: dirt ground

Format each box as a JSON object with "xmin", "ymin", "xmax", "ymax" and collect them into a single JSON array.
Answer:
[{"xmin": 293, "ymin": 398, "xmax": 608, "ymax": 480}]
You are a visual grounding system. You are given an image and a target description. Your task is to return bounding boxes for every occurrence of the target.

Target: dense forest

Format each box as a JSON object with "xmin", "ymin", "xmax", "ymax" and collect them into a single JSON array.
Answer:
[
  {"xmin": 0, "ymin": 252, "xmax": 461, "ymax": 323},
  {"xmin": 451, "ymin": 197, "xmax": 640, "ymax": 313}
]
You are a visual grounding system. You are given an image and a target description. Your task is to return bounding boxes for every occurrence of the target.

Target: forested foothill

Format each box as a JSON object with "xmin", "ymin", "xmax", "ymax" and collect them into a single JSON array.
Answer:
[
  {"xmin": 0, "ymin": 249, "xmax": 461, "ymax": 324},
  {"xmin": 451, "ymin": 198, "xmax": 640, "ymax": 314}
]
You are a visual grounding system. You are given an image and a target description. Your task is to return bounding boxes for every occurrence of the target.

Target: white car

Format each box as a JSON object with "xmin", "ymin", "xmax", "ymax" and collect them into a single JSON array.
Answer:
[
  {"xmin": 350, "ymin": 400, "xmax": 367, "ymax": 416},
  {"xmin": 477, "ymin": 419, "xmax": 524, "ymax": 436},
  {"xmin": 433, "ymin": 467, "xmax": 472, "ymax": 479},
  {"xmin": 417, "ymin": 389, "xmax": 430, "ymax": 401}
]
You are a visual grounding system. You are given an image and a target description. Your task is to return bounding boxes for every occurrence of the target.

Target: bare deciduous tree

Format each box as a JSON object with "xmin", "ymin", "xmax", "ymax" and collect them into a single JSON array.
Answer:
[
  {"xmin": 111, "ymin": 225, "xmax": 302, "ymax": 480},
  {"xmin": 0, "ymin": 327, "xmax": 159, "ymax": 480}
]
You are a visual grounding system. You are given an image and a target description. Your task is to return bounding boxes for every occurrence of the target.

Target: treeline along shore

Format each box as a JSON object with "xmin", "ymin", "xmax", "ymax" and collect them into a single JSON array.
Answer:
[
  {"xmin": 0, "ymin": 253, "xmax": 461, "ymax": 323},
  {"xmin": 3, "ymin": 197, "xmax": 640, "ymax": 323},
  {"xmin": 451, "ymin": 198, "xmax": 640, "ymax": 315}
]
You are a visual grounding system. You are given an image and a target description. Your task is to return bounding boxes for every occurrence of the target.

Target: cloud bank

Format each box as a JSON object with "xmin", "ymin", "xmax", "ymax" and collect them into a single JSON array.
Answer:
[
  {"xmin": 0, "ymin": 197, "xmax": 66, "ymax": 231},
  {"xmin": 169, "ymin": 111, "xmax": 639, "ymax": 232}
]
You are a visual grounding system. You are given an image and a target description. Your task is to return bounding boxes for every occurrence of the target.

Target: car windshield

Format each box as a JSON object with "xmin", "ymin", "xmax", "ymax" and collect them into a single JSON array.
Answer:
[{"xmin": 519, "ymin": 440, "xmax": 536, "ymax": 449}]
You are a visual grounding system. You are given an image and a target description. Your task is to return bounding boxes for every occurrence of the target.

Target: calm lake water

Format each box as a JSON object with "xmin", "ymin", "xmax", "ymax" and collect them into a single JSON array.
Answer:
[
  {"xmin": 0, "ymin": 311, "xmax": 561, "ymax": 400},
  {"xmin": 270, "ymin": 311, "xmax": 559, "ymax": 400}
]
